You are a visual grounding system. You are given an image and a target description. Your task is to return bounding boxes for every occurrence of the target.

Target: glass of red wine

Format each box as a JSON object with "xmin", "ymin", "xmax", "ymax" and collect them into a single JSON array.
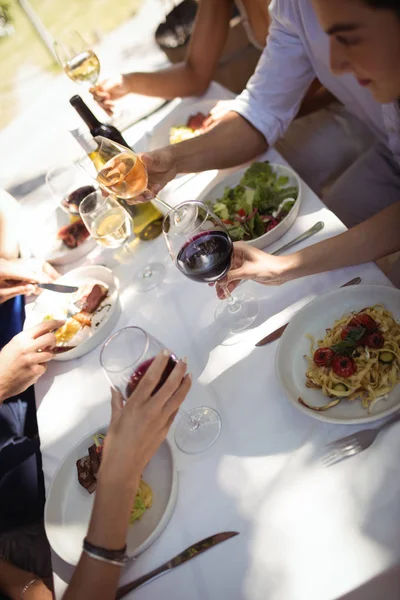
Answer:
[
  {"xmin": 163, "ymin": 201, "xmax": 259, "ymax": 334},
  {"xmin": 100, "ymin": 326, "xmax": 222, "ymax": 454}
]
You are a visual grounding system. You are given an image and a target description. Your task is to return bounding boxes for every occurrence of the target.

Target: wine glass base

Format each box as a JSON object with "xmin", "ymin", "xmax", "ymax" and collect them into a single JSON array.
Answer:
[
  {"xmin": 134, "ymin": 263, "xmax": 166, "ymax": 292},
  {"xmin": 174, "ymin": 407, "xmax": 222, "ymax": 454},
  {"xmin": 214, "ymin": 292, "xmax": 259, "ymax": 334}
]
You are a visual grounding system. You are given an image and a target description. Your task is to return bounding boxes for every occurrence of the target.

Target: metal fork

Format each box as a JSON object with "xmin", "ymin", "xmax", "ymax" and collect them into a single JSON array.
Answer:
[{"xmin": 322, "ymin": 411, "xmax": 400, "ymax": 467}]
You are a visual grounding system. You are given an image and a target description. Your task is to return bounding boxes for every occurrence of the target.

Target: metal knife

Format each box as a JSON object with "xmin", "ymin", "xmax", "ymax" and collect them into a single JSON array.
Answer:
[
  {"xmin": 37, "ymin": 283, "xmax": 79, "ymax": 293},
  {"xmin": 115, "ymin": 531, "xmax": 239, "ymax": 598},
  {"xmin": 271, "ymin": 221, "xmax": 324, "ymax": 256},
  {"xmin": 255, "ymin": 277, "xmax": 362, "ymax": 347}
]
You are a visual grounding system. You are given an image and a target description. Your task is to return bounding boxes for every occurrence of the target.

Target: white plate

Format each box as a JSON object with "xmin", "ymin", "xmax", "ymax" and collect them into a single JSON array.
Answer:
[
  {"xmin": 25, "ymin": 266, "xmax": 121, "ymax": 361},
  {"xmin": 148, "ymin": 99, "xmax": 220, "ymax": 151},
  {"xmin": 275, "ymin": 285, "xmax": 400, "ymax": 424},
  {"xmin": 197, "ymin": 163, "xmax": 302, "ymax": 250},
  {"xmin": 30, "ymin": 206, "xmax": 96, "ymax": 266},
  {"xmin": 45, "ymin": 427, "xmax": 178, "ymax": 565}
]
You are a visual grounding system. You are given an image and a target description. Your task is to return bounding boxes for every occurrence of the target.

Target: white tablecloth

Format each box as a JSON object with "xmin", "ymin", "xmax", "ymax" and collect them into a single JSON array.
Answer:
[{"xmin": 31, "ymin": 85, "xmax": 400, "ymax": 600}]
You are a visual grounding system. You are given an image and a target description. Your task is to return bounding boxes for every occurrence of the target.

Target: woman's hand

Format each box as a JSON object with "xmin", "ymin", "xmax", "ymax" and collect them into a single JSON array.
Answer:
[
  {"xmin": 0, "ymin": 320, "xmax": 64, "ymax": 402},
  {"xmin": 90, "ymin": 76, "xmax": 129, "ymax": 116},
  {"xmin": 215, "ymin": 242, "xmax": 296, "ymax": 299},
  {"xmin": 100, "ymin": 351, "xmax": 192, "ymax": 487},
  {"xmin": 0, "ymin": 258, "xmax": 60, "ymax": 304}
]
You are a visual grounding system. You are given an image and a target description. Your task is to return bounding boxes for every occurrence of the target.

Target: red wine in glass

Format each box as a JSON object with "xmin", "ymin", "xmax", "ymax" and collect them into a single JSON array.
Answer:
[
  {"xmin": 126, "ymin": 355, "xmax": 178, "ymax": 397},
  {"xmin": 176, "ymin": 230, "xmax": 233, "ymax": 283}
]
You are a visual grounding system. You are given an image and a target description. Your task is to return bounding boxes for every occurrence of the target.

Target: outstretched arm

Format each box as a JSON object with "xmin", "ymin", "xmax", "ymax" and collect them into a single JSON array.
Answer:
[
  {"xmin": 215, "ymin": 201, "xmax": 400, "ymax": 296},
  {"xmin": 91, "ymin": 0, "xmax": 233, "ymax": 114}
]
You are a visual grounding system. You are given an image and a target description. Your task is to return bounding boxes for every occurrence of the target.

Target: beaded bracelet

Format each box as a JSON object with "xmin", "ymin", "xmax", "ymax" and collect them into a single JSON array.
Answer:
[{"xmin": 20, "ymin": 578, "xmax": 39, "ymax": 598}]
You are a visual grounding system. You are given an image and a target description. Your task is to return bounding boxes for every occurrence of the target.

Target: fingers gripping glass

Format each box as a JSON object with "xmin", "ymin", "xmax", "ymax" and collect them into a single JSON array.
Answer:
[
  {"xmin": 100, "ymin": 327, "xmax": 222, "ymax": 454},
  {"xmin": 163, "ymin": 201, "xmax": 259, "ymax": 334}
]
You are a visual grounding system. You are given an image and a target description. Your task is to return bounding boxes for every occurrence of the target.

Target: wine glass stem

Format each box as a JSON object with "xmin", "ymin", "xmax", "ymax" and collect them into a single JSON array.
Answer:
[
  {"xmin": 179, "ymin": 407, "xmax": 200, "ymax": 431},
  {"xmin": 224, "ymin": 287, "xmax": 241, "ymax": 313},
  {"xmin": 152, "ymin": 194, "xmax": 172, "ymax": 212}
]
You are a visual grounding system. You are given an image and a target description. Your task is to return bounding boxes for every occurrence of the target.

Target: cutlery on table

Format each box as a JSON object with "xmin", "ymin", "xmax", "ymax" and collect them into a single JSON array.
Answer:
[
  {"xmin": 255, "ymin": 277, "xmax": 362, "ymax": 347},
  {"xmin": 115, "ymin": 531, "xmax": 239, "ymax": 598},
  {"xmin": 322, "ymin": 411, "xmax": 400, "ymax": 467},
  {"xmin": 271, "ymin": 221, "xmax": 325, "ymax": 256},
  {"xmin": 37, "ymin": 283, "xmax": 79, "ymax": 293}
]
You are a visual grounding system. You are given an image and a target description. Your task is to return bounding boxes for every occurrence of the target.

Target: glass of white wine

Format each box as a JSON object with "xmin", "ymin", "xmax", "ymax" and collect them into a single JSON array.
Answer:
[
  {"xmin": 54, "ymin": 31, "xmax": 100, "ymax": 86},
  {"xmin": 79, "ymin": 190, "xmax": 133, "ymax": 250}
]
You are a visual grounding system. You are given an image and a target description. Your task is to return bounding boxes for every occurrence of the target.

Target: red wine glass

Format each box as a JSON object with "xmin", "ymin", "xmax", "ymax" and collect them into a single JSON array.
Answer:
[
  {"xmin": 163, "ymin": 201, "xmax": 259, "ymax": 334},
  {"xmin": 100, "ymin": 326, "xmax": 221, "ymax": 454}
]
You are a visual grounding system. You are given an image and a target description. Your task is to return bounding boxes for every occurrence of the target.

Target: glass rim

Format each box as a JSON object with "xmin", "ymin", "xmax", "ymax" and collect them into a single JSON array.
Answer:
[
  {"xmin": 79, "ymin": 189, "xmax": 115, "ymax": 215},
  {"xmin": 162, "ymin": 200, "xmax": 213, "ymax": 238},
  {"xmin": 100, "ymin": 326, "xmax": 150, "ymax": 374}
]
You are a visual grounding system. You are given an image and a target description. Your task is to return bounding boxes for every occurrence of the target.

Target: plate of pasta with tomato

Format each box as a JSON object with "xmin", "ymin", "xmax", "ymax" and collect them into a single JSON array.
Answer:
[{"xmin": 275, "ymin": 285, "xmax": 400, "ymax": 424}]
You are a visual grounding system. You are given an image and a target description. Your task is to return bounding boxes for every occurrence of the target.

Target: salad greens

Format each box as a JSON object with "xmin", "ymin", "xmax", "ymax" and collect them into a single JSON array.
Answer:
[{"xmin": 209, "ymin": 162, "xmax": 298, "ymax": 241}]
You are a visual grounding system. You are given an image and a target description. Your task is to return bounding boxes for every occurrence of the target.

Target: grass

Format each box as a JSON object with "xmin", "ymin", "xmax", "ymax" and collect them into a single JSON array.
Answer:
[{"xmin": 0, "ymin": 0, "xmax": 142, "ymax": 130}]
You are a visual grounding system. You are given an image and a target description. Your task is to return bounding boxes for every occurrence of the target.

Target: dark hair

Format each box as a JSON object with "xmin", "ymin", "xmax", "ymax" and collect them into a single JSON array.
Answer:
[{"xmin": 365, "ymin": 0, "xmax": 400, "ymax": 15}]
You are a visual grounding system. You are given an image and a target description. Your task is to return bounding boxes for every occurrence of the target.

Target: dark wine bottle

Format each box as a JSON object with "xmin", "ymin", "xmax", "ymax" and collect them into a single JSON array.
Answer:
[{"xmin": 69, "ymin": 95, "xmax": 130, "ymax": 148}]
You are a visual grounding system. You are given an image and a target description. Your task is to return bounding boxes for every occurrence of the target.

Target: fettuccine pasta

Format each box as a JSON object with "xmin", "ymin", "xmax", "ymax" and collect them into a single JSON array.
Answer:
[
  {"xmin": 304, "ymin": 305, "xmax": 400, "ymax": 413},
  {"xmin": 130, "ymin": 478, "xmax": 153, "ymax": 523}
]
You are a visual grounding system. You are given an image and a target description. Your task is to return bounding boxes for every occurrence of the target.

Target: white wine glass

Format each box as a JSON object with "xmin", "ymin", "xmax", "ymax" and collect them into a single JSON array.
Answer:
[
  {"xmin": 54, "ymin": 31, "xmax": 100, "ymax": 86},
  {"xmin": 79, "ymin": 190, "xmax": 133, "ymax": 250},
  {"xmin": 100, "ymin": 326, "xmax": 222, "ymax": 454}
]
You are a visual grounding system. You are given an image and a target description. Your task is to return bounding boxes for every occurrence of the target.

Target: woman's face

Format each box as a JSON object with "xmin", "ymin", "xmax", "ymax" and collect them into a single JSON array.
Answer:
[{"xmin": 313, "ymin": 0, "xmax": 400, "ymax": 103}]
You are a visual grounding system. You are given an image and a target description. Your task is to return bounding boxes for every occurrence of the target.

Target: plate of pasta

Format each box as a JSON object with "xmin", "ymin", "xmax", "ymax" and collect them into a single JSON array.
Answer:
[
  {"xmin": 45, "ymin": 427, "xmax": 178, "ymax": 565},
  {"xmin": 275, "ymin": 285, "xmax": 400, "ymax": 424}
]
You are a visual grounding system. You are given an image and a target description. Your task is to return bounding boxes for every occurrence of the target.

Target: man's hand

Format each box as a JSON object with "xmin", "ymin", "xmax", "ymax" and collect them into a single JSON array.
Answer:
[
  {"xmin": 0, "ymin": 320, "xmax": 64, "ymax": 402},
  {"xmin": 90, "ymin": 75, "xmax": 129, "ymax": 116},
  {"xmin": 0, "ymin": 258, "xmax": 60, "ymax": 304},
  {"xmin": 129, "ymin": 150, "xmax": 178, "ymax": 204},
  {"xmin": 215, "ymin": 242, "xmax": 296, "ymax": 298}
]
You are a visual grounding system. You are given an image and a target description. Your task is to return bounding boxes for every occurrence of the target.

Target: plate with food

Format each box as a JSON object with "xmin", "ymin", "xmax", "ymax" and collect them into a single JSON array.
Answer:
[
  {"xmin": 25, "ymin": 265, "xmax": 121, "ymax": 361},
  {"xmin": 197, "ymin": 162, "xmax": 301, "ymax": 249},
  {"xmin": 30, "ymin": 204, "xmax": 96, "ymax": 266},
  {"xmin": 275, "ymin": 285, "xmax": 400, "ymax": 424},
  {"xmin": 45, "ymin": 427, "xmax": 178, "ymax": 565},
  {"xmin": 148, "ymin": 99, "xmax": 218, "ymax": 150}
]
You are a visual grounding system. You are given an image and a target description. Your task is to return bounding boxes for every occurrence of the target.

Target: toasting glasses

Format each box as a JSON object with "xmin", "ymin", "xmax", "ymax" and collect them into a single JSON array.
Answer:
[
  {"xmin": 163, "ymin": 201, "xmax": 259, "ymax": 334},
  {"xmin": 100, "ymin": 327, "xmax": 222, "ymax": 454},
  {"xmin": 79, "ymin": 136, "xmax": 168, "ymax": 290}
]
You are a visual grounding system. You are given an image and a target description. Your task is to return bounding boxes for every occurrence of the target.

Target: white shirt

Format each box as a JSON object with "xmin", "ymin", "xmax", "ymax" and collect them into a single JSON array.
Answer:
[{"xmin": 231, "ymin": 0, "xmax": 400, "ymax": 164}]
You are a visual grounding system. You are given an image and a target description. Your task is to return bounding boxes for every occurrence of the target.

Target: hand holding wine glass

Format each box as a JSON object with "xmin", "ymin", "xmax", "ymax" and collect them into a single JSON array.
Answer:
[
  {"xmin": 214, "ymin": 241, "xmax": 293, "ymax": 297},
  {"xmin": 90, "ymin": 75, "xmax": 129, "ymax": 116},
  {"xmin": 163, "ymin": 201, "xmax": 259, "ymax": 334},
  {"xmin": 100, "ymin": 327, "xmax": 222, "ymax": 453}
]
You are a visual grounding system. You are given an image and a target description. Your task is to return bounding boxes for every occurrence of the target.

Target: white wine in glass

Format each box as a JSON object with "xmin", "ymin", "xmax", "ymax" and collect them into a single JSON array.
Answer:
[
  {"xmin": 54, "ymin": 32, "xmax": 100, "ymax": 86},
  {"xmin": 79, "ymin": 190, "xmax": 132, "ymax": 250}
]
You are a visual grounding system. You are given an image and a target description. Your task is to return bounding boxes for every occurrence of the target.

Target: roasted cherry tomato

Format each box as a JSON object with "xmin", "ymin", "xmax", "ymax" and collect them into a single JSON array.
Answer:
[
  {"xmin": 362, "ymin": 332, "xmax": 384, "ymax": 349},
  {"xmin": 349, "ymin": 313, "xmax": 378, "ymax": 333},
  {"xmin": 332, "ymin": 355, "xmax": 357, "ymax": 378},
  {"xmin": 313, "ymin": 347, "xmax": 335, "ymax": 367}
]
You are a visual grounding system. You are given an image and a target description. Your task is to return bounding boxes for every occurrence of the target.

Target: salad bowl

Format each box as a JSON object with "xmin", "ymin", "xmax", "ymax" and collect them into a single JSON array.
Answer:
[{"xmin": 198, "ymin": 162, "xmax": 302, "ymax": 250}]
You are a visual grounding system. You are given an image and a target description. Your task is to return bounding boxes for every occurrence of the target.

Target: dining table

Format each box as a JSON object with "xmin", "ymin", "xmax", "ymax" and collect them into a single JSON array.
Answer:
[{"xmin": 26, "ymin": 82, "xmax": 400, "ymax": 600}]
